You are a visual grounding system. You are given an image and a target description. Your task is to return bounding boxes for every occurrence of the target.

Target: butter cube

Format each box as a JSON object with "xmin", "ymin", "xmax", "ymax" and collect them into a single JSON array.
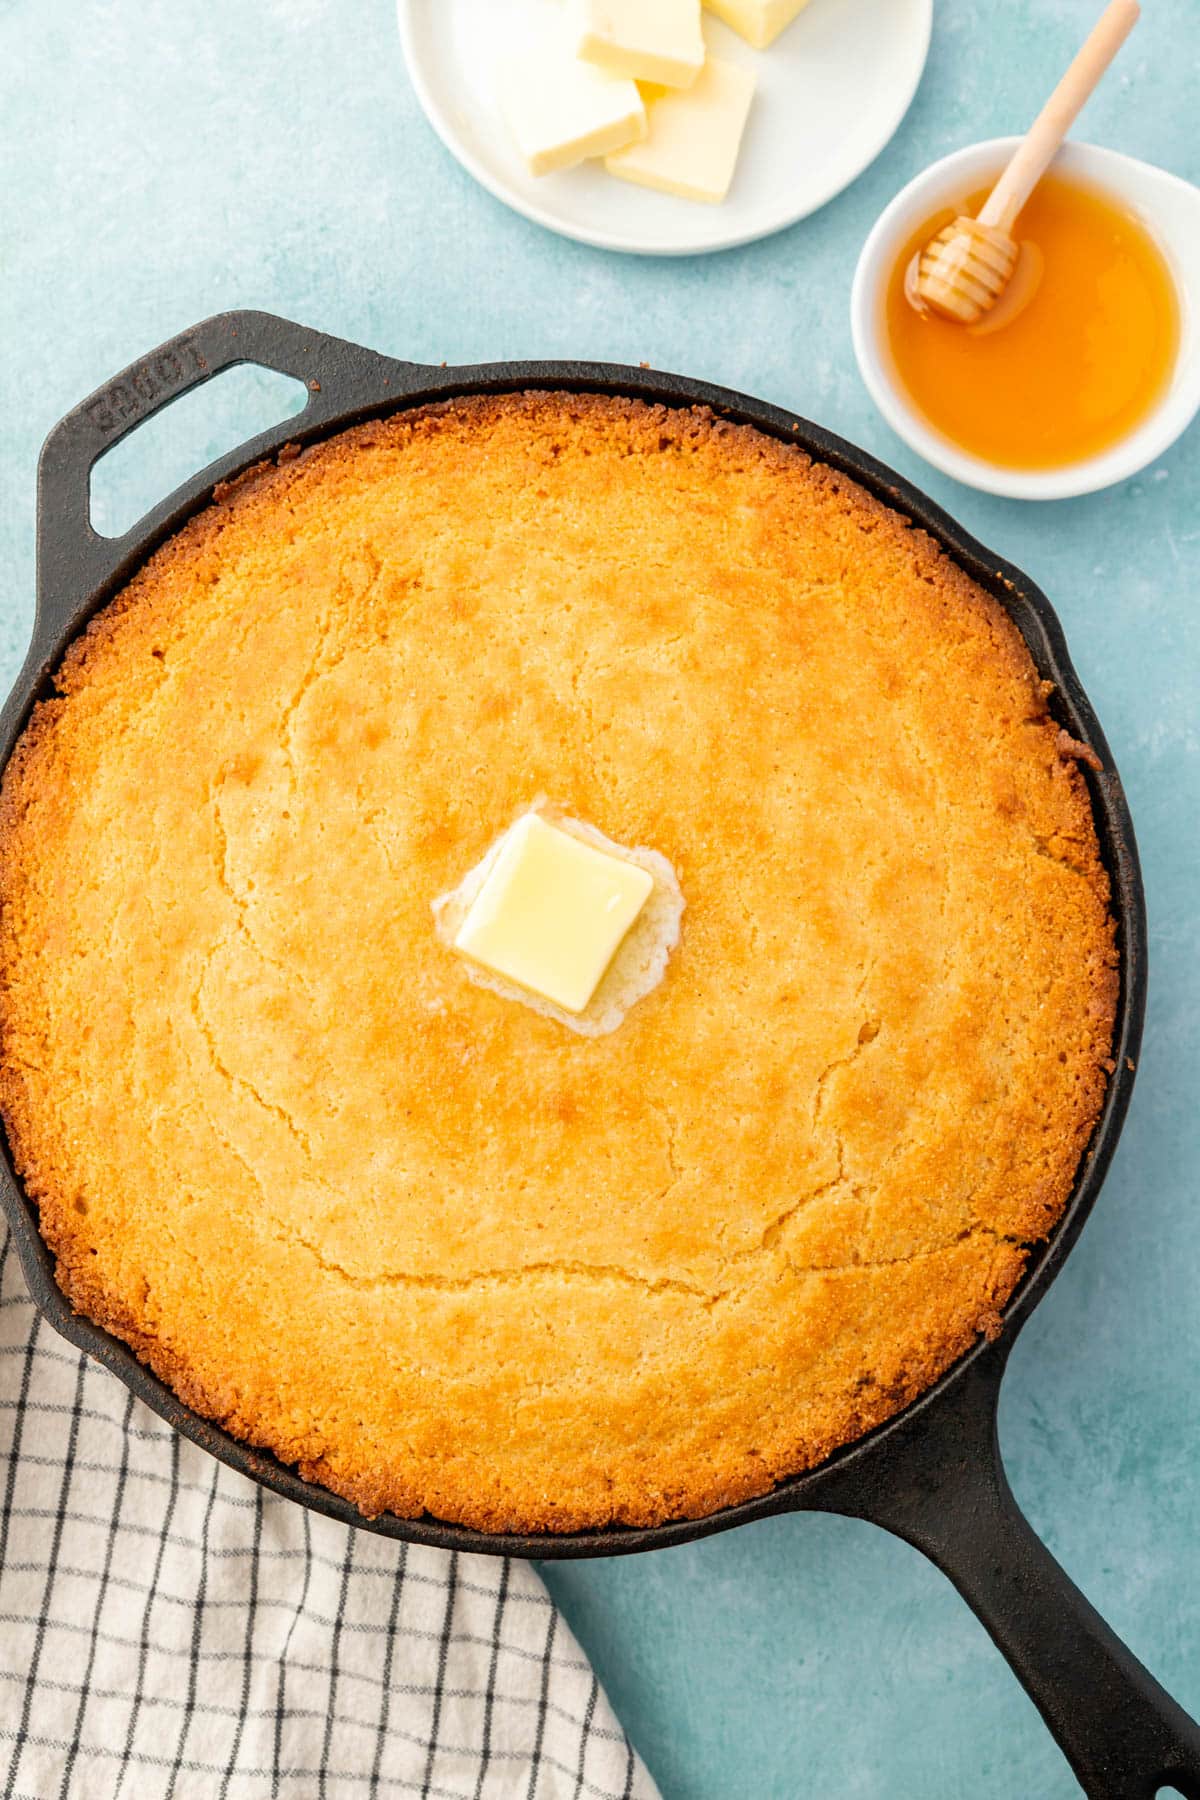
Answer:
[
  {"xmin": 605, "ymin": 55, "xmax": 755, "ymax": 206},
  {"xmin": 702, "ymin": 0, "xmax": 812, "ymax": 50},
  {"xmin": 577, "ymin": 0, "xmax": 705, "ymax": 90},
  {"xmin": 452, "ymin": 814, "xmax": 654, "ymax": 1015},
  {"xmin": 499, "ymin": 41, "xmax": 646, "ymax": 177}
]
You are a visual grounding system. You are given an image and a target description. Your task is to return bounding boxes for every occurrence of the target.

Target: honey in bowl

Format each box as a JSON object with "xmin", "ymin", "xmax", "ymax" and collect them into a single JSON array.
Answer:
[{"xmin": 885, "ymin": 170, "xmax": 1180, "ymax": 470}]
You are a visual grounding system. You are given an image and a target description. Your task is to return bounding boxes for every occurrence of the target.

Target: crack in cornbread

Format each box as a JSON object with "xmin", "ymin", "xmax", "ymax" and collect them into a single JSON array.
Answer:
[{"xmin": 0, "ymin": 392, "xmax": 1117, "ymax": 1531}]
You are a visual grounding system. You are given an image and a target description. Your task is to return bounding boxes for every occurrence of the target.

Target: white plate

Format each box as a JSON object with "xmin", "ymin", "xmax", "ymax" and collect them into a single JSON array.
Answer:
[{"xmin": 398, "ymin": 0, "xmax": 933, "ymax": 256}]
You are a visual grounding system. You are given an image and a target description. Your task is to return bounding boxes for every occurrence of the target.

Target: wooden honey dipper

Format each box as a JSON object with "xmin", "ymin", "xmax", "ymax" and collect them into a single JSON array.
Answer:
[{"xmin": 910, "ymin": 0, "xmax": 1140, "ymax": 323}]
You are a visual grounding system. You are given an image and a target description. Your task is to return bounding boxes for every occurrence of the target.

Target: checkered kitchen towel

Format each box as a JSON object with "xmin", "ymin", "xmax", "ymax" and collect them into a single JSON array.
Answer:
[{"xmin": 0, "ymin": 1227, "xmax": 659, "ymax": 1800}]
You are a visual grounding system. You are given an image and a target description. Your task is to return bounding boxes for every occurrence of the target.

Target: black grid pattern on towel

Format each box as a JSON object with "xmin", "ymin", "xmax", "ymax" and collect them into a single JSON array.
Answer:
[{"xmin": 0, "ymin": 1225, "xmax": 656, "ymax": 1800}]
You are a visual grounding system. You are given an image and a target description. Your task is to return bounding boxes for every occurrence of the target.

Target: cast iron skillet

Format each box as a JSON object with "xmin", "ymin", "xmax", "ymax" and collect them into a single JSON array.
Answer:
[{"xmin": 4, "ymin": 311, "xmax": 1198, "ymax": 1799}]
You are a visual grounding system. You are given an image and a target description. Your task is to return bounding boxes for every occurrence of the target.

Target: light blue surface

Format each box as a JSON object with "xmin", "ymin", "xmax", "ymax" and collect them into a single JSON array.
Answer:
[{"xmin": 2, "ymin": 3, "xmax": 1197, "ymax": 1796}]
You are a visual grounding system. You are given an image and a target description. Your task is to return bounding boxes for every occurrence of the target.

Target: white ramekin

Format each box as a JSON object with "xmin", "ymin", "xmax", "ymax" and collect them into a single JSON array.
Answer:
[{"xmin": 850, "ymin": 138, "xmax": 1200, "ymax": 500}]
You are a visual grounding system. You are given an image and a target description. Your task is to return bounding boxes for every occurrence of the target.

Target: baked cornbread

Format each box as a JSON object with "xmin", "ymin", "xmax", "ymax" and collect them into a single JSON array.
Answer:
[{"xmin": 0, "ymin": 393, "xmax": 1116, "ymax": 1532}]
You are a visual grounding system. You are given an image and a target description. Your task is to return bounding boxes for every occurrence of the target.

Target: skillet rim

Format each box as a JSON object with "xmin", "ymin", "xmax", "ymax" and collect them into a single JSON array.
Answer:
[{"xmin": 0, "ymin": 331, "xmax": 1147, "ymax": 1559}]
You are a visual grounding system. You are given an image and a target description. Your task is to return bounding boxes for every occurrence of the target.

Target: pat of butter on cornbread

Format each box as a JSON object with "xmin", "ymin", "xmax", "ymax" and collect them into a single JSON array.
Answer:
[
  {"xmin": 577, "ymin": 0, "xmax": 705, "ymax": 89},
  {"xmin": 606, "ymin": 55, "xmax": 755, "ymax": 205},
  {"xmin": 453, "ymin": 813, "xmax": 652, "ymax": 1013},
  {"xmin": 434, "ymin": 807, "xmax": 684, "ymax": 1036},
  {"xmin": 499, "ymin": 41, "xmax": 645, "ymax": 176}
]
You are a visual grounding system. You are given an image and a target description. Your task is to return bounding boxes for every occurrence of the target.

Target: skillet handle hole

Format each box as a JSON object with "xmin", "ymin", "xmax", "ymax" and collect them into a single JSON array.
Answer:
[{"xmin": 89, "ymin": 365, "xmax": 308, "ymax": 539}]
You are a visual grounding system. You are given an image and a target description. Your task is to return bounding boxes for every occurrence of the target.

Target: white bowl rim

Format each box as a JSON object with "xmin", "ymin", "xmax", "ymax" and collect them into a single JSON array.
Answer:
[{"xmin": 850, "ymin": 137, "xmax": 1200, "ymax": 501}]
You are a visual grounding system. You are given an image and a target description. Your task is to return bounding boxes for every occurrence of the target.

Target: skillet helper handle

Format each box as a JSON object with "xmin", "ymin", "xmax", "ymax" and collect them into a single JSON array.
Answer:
[
  {"xmin": 36, "ymin": 309, "xmax": 421, "ymax": 629},
  {"xmin": 826, "ymin": 1354, "xmax": 1200, "ymax": 1799}
]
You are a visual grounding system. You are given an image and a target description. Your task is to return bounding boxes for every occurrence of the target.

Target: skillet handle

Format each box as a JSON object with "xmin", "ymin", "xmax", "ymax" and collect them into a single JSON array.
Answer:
[
  {"xmin": 821, "ymin": 1350, "xmax": 1200, "ymax": 1799},
  {"xmin": 36, "ymin": 309, "xmax": 428, "ymax": 635}
]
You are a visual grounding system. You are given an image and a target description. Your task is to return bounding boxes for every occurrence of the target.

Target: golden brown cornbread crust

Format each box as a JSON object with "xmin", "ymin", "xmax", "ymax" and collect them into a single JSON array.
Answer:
[{"xmin": 0, "ymin": 392, "xmax": 1117, "ymax": 1532}]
